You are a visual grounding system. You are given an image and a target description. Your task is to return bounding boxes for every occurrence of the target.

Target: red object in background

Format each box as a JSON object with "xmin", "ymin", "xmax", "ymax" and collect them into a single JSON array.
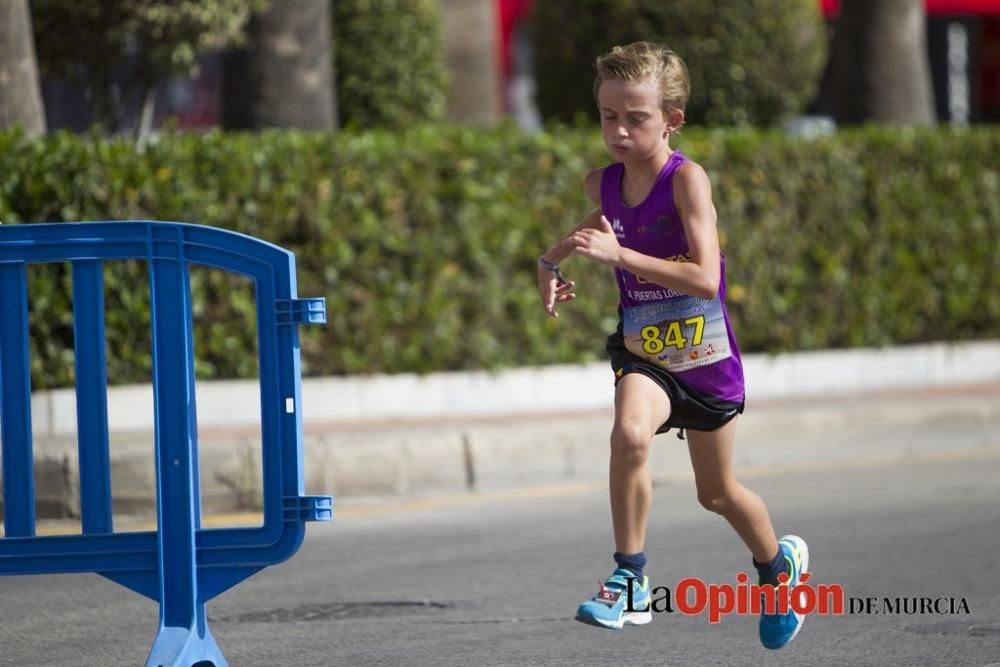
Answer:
[
  {"xmin": 498, "ymin": 0, "xmax": 534, "ymax": 81},
  {"xmin": 494, "ymin": 0, "xmax": 1000, "ymax": 122},
  {"xmin": 819, "ymin": 0, "xmax": 1000, "ymax": 122},
  {"xmin": 820, "ymin": 0, "xmax": 1000, "ymax": 17}
]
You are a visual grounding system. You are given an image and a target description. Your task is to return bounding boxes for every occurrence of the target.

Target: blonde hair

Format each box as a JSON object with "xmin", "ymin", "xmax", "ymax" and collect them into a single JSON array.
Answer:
[{"xmin": 593, "ymin": 41, "xmax": 691, "ymax": 115}]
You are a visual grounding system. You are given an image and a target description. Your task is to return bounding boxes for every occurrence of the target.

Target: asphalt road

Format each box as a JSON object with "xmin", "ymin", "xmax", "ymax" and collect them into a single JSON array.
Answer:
[{"xmin": 2, "ymin": 442, "xmax": 1000, "ymax": 666}]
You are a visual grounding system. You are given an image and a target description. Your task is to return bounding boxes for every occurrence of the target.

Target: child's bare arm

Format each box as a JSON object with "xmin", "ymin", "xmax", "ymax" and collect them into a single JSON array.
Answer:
[
  {"xmin": 569, "ymin": 162, "xmax": 722, "ymax": 299},
  {"xmin": 540, "ymin": 207, "xmax": 603, "ymax": 265},
  {"xmin": 626, "ymin": 162, "xmax": 720, "ymax": 298},
  {"xmin": 536, "ymin": 169, "xmax": 605, "ymax": 317},
  {"xmin": 540, "ymin": 168, "xmax": 605, "ymax": 263}
]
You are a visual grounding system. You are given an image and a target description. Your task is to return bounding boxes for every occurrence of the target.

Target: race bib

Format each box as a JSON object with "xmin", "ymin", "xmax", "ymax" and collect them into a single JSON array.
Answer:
[{"xmin": 623, "ymin": 295, "xmax": 732, "ymax": 372}]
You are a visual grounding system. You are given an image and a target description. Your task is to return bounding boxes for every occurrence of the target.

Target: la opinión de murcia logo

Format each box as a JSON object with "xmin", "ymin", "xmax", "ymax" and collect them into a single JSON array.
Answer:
[{"xmin": 622, "ymin": 573, "xmax": 971, "ymax": 623}]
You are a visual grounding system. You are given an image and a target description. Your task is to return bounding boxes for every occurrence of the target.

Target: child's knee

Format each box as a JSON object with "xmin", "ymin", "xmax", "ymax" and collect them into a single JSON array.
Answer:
[
  {"xmin": 697, "ymin": 489, "xmax": 735, "ymax": 515},
  {"xmin": 611, "ymin": 418, "xmax": 652, "ymax": 465}
]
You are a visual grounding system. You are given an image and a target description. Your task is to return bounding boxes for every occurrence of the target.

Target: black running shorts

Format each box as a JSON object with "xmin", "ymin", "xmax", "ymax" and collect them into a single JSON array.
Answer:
[{"xmin": 606, "ymin": 332, "xmax": 745, "ymax": 436}]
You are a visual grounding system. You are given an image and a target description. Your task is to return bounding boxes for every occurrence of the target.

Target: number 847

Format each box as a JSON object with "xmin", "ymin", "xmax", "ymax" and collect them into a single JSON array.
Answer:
[{"xmin": 640, "ymin": 315, "xmax": 705, "ymax": 355}]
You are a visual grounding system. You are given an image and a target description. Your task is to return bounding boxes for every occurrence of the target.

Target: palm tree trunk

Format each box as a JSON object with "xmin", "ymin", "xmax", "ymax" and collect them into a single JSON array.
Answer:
[
  {"xmin": 0, "ymin": 0, "xmax": 47, "ymax": 136},
  {"xmin": 222, "ymin": 0, "xmax": 335, "ymax": 130},
  {"xmin": 833, "ymin": 0, "xmax": 936, "ymax": 124}
]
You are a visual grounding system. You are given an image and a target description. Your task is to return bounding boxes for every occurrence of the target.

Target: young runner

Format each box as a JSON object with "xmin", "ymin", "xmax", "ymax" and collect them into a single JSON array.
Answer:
[{"xmin": 535, "ymin": 41, "xmax": 808, "ymax": 649}]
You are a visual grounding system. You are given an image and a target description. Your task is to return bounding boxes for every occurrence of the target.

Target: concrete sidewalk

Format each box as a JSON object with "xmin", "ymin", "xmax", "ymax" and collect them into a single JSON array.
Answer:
[
  {"xmin": 8, "ymin": 342, "xmax": 1000, "ymax": 519},
  {"xmin": 293, "ymin": 381, "xmax": 1000, "ymax": 499}
]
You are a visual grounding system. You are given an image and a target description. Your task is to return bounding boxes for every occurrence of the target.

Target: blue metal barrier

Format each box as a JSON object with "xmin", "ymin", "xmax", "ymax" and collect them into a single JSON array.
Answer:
[{"xmin": 0, "ymin": 221, "xmax": 332, "ymax": 667}]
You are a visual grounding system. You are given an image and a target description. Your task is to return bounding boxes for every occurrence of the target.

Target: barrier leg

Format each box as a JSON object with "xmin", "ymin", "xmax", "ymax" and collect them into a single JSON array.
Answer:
[
  {"xmin": 146, "ymin": 250, "xmax": 226, "ymax": 666},
  {"xmin": 145, "ymin": 604, "xmax": 226, "ymax": 667}
]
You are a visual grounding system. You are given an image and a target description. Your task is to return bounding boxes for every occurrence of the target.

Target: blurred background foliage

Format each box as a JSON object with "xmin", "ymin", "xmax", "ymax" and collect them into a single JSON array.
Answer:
[
  {"xmin": 30, "ymin": 0, "xmax": 268, "ymax": 134},
  {"xmin": 1, "ymin": 125, "xmax": 997, "ymax": 389},
  {"xmin": 4, "ymin": 0, "xmax": 998, "ymax": 391},
  {"xmin": 24, "ymin": 0, "xmax": 452, "ymax": 135},
  {"xmin": 332, "ymin": 0, "xmax": 449, "ymax": 129},
  {"xmin": 533, "ymin": 0, "xmax": 828, "ymax": 126}
]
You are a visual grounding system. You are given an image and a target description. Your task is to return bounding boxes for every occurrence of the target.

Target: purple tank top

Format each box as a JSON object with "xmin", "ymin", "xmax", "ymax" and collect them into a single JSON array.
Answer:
[{"xmin": 600, "ymin": 151, "xmax": 745, "ymax": 402}]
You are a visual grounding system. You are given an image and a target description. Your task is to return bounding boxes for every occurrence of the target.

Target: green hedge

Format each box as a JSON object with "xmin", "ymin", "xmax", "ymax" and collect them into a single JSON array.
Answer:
[
  {"xmin": 532, "ymin": 0, "xmax": 827, "ymax": 127},
  {"xmin": 1, "ymin": 126, "xmax": 998, "ymax": 390}
]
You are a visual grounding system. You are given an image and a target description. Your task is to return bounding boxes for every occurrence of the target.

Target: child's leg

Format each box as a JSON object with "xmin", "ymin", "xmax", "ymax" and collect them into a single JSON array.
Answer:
[
  {"xmin": 610, "ymin": 373, "xmax": 672, "ymax": 554},
  {"xmin": 688, "ymin": 419, "xmax": 810, "ymax": 649},
  {"xmin": 686, "ymin": 419, "xmax": 780, "ymax": 563}
]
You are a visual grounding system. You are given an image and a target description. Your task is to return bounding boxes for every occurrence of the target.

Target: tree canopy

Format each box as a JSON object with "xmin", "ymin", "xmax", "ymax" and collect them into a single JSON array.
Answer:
[{"xmin": 31, "ymin": 0, "xmax": 267, "ymax": 133}]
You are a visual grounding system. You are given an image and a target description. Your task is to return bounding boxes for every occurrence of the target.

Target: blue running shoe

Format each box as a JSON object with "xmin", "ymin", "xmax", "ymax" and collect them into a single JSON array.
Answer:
[
  {"xmin": 575, "ymin": 568, "xmax": 652, "ymax": 630},
  {"xmin": 759, "ymin": 534, "xmax": 810, "ymax": 650}
]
